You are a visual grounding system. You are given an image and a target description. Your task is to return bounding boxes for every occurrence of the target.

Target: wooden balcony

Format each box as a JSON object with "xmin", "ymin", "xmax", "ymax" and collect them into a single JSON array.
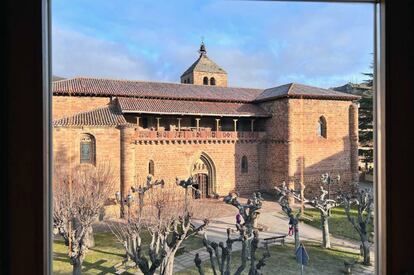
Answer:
[{"xmin": 135, "ymin": 130, "xmax": 266, "ymax": 143}]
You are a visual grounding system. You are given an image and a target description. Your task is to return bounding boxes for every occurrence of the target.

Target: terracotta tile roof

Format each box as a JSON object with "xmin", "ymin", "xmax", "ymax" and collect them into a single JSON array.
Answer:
[
  {"xmin": 254, "ymin": 83, "xmax": 360, "ymax": 102},
  {"xmin": 53, "ymin": 78, "xmax": 358, "ymax": 103},
  {"xmin": 53, "ymin": 105, "xmax": 127, "ymax": 126},
  {"xmin": 181, "ymin": 54, "xmax": 227, "ymax": 76},
  {"xmin": 53, "ymin": 77, "xmax": 262, "ymax": 102},
  {"xmin": 117, "ymin": 97, "xmax": 270, "ymax": 117}
]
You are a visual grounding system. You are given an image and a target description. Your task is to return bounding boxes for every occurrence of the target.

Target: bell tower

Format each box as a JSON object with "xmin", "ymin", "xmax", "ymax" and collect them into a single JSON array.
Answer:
[{"xmin": 181, "ymin": 42, "xmax": 228, "ymax": 87}]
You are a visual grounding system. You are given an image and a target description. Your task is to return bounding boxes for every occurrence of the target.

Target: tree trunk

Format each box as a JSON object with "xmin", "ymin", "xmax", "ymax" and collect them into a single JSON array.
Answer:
[
  {"xmin": 294, "ymin": 224, "xmax": 300, "ymax": 251},
  {"xmin": 72, "ymin": 258, "xmax": 82, "ymax": 275},
  {"xmin": 248, "ymin": 236, "xmax": 258, "ymax": 275},
  {"xmin": 86, "ymin": 227, "xmax": 95, "ymax": 248},
  {"xmin": 362, "ymin": 240, "xmax": 371, "ymax": 265},
  {"xmin": 321, "ymin": 215, "xmax": 331, "ymax": 248},
  {"xmin": 161, "ymin": 254, "xmax": 175, "ymax": 275},
  {"xmin": 234, "ymin": 240, "xmax": 247, "ymax": 275}
]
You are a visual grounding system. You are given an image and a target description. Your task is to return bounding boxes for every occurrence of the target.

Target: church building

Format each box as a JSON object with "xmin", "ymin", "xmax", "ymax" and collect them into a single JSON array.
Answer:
[{"xmin": 52, "ymin": 43, "xmax": 360, "ymax": 202}]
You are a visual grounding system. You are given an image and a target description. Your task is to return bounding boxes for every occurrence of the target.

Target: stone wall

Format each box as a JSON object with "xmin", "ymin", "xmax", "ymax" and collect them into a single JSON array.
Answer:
[
  {"xmin": 258, "ymin": 99, "xmax": 290, "ymax": 192},
  {"xmin": 53, "ymin": 126, "xmax": 121, "ymax": 191},
  {"xmin": 51, "ymin": 94, "xmax": 358, "ymax": 201},
  {"xmin": 131, "ymin": 140, "xmax": 261, "ymax": 195},
  {"xmin": 287, "ymin": 98, "xmax": 357, "ymax": 197},
  {"xmin": 190, "ymin": 71, "xmax": 227, "ymax": 87},
  {"xmin": 53, "ymin": 96, "xmax": 111, "ymax": 119}
]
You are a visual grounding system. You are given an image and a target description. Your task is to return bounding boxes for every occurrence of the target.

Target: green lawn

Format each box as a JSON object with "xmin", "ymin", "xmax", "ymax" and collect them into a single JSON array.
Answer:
[
  {"xmin": 53, "ymin": 231, "xmax": 204, "ymax": 274},
  {"xmin": 176, "ymin": 241, "xmax": 361, "ymax": 275},
  {"xmin": 302, "ymin": 206, "xmax": 374, "ymax": 241}
]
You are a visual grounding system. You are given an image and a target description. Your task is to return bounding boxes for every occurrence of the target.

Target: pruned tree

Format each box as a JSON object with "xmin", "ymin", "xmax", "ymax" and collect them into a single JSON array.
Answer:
[
  {"xmin": 195, "ymin": 192, "xmax": 271, "ymax": 275},
  {"xmin": 338, "ymin": 188, "xmax": 373, "ymax": 265},
  {"xmin": 53, "ymin": 163, "xmax": 115, "ymax": 275},
  {"xmin": 277, "ymin": 182, "xmax": 339, "ymax": 249},
  {"xmin": 110, "ymin": 176, "xmax": 208, "ymax": 275},
  {"xmin": 275, "ymin": 182, "xmax": 301, "ymax": 251},
  {"xmin": 308, "ymin": 186, "xmax": 339, "ymax": 248}
]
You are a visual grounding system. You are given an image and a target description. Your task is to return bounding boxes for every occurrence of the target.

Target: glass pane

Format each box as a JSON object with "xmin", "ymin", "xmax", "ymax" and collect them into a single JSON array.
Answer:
[
  {"xmin": 80, "ymin": 143, "xmax": 90, "ymax": 162},
  {"xmin": 52, "ymin": 1, "xmax": 375, "ymax": 274}
]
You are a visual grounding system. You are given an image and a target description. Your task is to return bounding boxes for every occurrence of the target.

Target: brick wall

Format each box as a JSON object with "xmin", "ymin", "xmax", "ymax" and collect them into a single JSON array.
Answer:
[
  {"xmin": 182, "ymin": 71, "xmax": 227, "ymax": 87},
  {"xmin": 287, "ymin": 98, "xmax": 357, "ymax": 197},
  {"xmin": 257, "ymin": 98, "xmax": 357, "ymax": 197},
  {"xmin": 53, "ymin": 96, "xmax": 111, "ymax": 119},
  {"xmin": 53, "ymin": 126, "xmax": 121, "ymax": 191},
  {"xmin": 258, "ymin": 99, "xmax": 290, "ymax": 192},
  {"xmin": 52, "ymin": 94, "xmax": 357, "ymax": 201},
  {"xmin": 131, "ymin": 140, "xmax": 261, "ymax": 196}
]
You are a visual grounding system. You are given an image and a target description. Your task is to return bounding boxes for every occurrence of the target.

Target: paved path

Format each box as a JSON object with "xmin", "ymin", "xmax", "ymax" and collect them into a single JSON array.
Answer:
[{"xmin": 174, "ymin": 208, "xmax": 375, "ymax": 274}]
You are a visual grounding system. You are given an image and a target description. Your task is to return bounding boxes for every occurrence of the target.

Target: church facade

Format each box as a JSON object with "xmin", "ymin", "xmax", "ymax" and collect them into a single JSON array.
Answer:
[{"xmin": 52, "ymin": 43, "xmax": 360, "ymax": 202}]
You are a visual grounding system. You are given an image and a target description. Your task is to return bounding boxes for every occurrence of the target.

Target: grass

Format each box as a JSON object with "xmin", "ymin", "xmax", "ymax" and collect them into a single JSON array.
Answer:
[
  {"xmin": 53, "ymin": 231, "xmax": 205, "ymax": 274},
  {"xmin": 176, "ymin": 241, "xmax": 361, "ymax": 275},
  {"xmin": 302, "ymin": 206, "xmax": 374, "ymax": 241}
]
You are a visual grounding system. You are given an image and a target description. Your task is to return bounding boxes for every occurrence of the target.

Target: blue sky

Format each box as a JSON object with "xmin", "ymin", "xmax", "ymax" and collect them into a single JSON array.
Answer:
[{"xmin": 52, "ymin": 0, "xmax": 374, "ymax": 89}]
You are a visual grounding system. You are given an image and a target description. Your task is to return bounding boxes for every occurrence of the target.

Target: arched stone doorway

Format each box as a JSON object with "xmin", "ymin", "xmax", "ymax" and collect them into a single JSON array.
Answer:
[{"xmin": 191, "ymin": 153, "xmax": 216, "ymax": 198}]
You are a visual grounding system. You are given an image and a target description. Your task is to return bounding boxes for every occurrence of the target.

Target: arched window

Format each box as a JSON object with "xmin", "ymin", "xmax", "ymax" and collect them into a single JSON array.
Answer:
[
  {"xmin": 148, "ymin": 160, "xmax": 155, "ymax": 176},
  {"xmin": 80, "ymin": 134, "xmax": 95, "ymax": 164},
  {"xmin": 317, "ymin": 116, "xmax": 327, "ymax": 138},
  {"xmin": 183, "ymin": 79, "xmax": 187, "ymax": 84},
  {"xmin": 203, "ymin": 77, "xmax": 208, "ymax": 85},
  {"xmin": 210, "ymin": 77, "xmax": 216, "ymax": 86},
  {"xmin": 241, "ymin": 156, "xmax": 248, "ymax": 173}
]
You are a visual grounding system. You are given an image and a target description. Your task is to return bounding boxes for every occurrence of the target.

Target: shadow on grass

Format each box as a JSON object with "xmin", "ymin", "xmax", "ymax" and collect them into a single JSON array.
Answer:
[
  {"xmin": 328, "ymin": 247, "xmax": 361, "ymax": 256},
  {"xmin": 89, "ymin": 247, "xmax": 126, "ymax": 258},
  {"xmin": 53, "ymin": 252, "xmax": 71, "ymax": 264}
]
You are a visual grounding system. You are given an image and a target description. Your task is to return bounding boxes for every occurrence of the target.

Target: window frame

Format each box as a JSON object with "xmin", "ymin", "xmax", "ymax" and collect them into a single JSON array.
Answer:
[
  {"xmin": 148, "ymin": 160, "xmax": 155, "ymax": 176},
  {"xmin": 210, "ymin": 77, "xmax": 216, "ymax": 86},
  {"xmin": 7, "ymin": 0, "xmax": 409, "ymax": 274},
  {"xmin": 80, "ymin": 134, "xmax": 96, "ymax": 165},
  {"xmin": 317, "ymin": 116, "xmax": 327, "ymax": 138},
  {"xmin": 241, "ymin": 155, "xmax": 248, "ymax": 173}
]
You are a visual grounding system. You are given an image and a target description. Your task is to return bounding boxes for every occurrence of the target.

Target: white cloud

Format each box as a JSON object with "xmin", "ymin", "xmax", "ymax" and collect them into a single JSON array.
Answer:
[
  {"xmin": 52, "ymin": 2, "xmax": 373, "ymax": 89},
  {"xmin": 52, "ymin": 26, "xmax": 152, "ymax": 80}
]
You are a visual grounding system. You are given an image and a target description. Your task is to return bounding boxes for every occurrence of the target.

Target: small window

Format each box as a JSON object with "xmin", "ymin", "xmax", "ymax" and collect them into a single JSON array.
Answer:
[
  {"xmin": 203, "ymin": 76, "xmax": 208, "ymax": 85},
  {"xmin": 317, "ymin": 116, "xmax": 327, "ymax": 138},
  {"xmin": 241, "ymin": 156, "xmax": 248, "ymax": 173},
  {"xmin": 210, "ymin": 77, "xmax": 216, "ymax": 86},
  {"xmin": 80, "ymin": 134, "xmax": 95, "ymax": 164},
  {"xmin": 148, "ymin": 160, "xmax": 154, "ymax": 176},
  {"xmin": 183, "ymin": 79, "xmax": 187, "ymax": 84}
]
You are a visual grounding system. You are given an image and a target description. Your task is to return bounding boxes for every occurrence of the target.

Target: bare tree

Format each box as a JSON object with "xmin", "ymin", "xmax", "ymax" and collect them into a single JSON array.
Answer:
[
  {"xmin": 195, "ymin": 192, "xmax": 271, "ymax": 275},
  {"xmin": 338, "ymin": 188, "xmax": 373, "ymax": 265},
  {"xmin": 307, "ymin": 186, "xmax": 339, "ymax": 249},
  {"xmin": 110, "ymin": 176, "xmax": 208, "ymax": 275},
  {"xmin": 275, "ymin": 182, "xmax": 301, "ymax": 251},
  {"xmin": 277, "ymin": 182, "xmax": 339, "ymax": 249},
  {"xmin": 53, "ymin": 163, "xmax": 115, "ymax": 275}
]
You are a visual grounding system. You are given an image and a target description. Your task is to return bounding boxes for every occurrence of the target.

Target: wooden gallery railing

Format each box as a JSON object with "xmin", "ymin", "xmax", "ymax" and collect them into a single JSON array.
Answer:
[{"xmin": 135, "ymin": 131, "xmax": 266, "ymax": 143}]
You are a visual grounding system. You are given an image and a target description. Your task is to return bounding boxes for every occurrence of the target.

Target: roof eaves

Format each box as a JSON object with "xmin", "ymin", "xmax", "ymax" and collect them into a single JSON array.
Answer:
[
  {"xmin": 121, "ymin": 110, "xmax": 271, "ymax": 118},
  {"xmin": 53, "ymin": 92, "xmax": 254, "ymax": 104},
  {"xmin": 253, "ymin": 93, "xmax": 360, "ymax": 103}
]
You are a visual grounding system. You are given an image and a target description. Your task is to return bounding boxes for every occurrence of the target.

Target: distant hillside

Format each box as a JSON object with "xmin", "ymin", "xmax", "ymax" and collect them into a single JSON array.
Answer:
[{"xmin": 331, "ymin": 82, "xmax": 370, "ymax": 95}]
